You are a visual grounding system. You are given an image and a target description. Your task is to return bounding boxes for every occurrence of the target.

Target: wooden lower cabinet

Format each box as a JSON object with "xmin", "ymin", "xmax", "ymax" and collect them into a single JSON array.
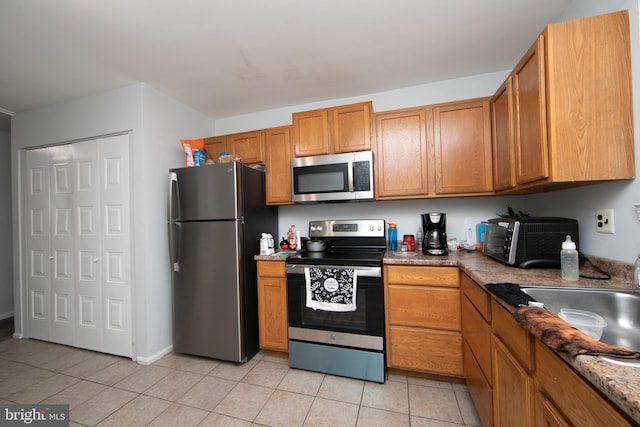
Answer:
[
  {"xmin": 535, "ymin": 341, "xmax": 634, "ymax": 427},
  {"xmin": 461, "ymin": 272, "xmax": 493, "ymax": 427},
  {"xmin": 464, "ymin": 340, "xmax": 493, "ymax": 427},
  {"xmin": 384, "ymin": 265, "xmax": 462, "ymax": 377},
  {"xmin": 461, "ymin": 272, "xmax": 635, "ymax": 427},
  {"xmin": 256, "ymin": 261, "xmax": 288, "ymax": 352},
  {"xmin": 492, "ymin": 335, "xmax": 535, "ymax": 427}
]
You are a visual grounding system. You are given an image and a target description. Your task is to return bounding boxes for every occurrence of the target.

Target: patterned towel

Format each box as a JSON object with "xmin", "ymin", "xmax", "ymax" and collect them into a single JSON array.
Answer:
[{"xmin": 305, "ymin": 267, "xmax": 357, "ymax": 312}]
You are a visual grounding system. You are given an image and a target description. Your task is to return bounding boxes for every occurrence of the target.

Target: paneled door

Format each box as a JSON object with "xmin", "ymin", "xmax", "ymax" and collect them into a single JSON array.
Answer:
[{"xmin": 23, "ymin": 134, "xmax": 132, "ymax": 357}]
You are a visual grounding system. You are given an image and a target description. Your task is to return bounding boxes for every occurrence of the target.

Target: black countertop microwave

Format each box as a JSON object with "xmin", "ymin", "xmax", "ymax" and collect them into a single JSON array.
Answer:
[
  {"xmin": 290, "ymin": 151, "xmax": 374, "ymax": 203},
  {"xmin": 482, "ymin": 217, "xmax": 579, "ymax": 268}
]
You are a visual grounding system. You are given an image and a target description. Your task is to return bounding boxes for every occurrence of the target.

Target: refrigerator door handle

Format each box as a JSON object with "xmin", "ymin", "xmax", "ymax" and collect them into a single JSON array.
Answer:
[
  {"xmin": 169, "ymin": 221, "xmax": 181, "ymax": 272},
  {"xmin": 169, "ymin": 171, "xmax": 180, "ymax": 221}
]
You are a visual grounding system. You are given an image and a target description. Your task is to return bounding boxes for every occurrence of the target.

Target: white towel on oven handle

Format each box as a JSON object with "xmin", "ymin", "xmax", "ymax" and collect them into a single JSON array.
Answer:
[{"xmin": 304, "ymin": 267, "xmax": 358, "ymax": 312}]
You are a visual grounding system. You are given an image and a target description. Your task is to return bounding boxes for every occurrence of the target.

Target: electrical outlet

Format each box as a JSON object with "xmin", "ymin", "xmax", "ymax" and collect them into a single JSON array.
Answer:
[{"xmin": 596, "ymin": 208, "xmax": 615, "ymax": 234}]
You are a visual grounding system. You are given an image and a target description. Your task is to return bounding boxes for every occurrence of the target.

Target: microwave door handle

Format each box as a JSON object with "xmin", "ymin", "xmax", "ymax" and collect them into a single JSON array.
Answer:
[{"xmin": 348, "ymin": 161, "xmax": 354, "ymax": 192}]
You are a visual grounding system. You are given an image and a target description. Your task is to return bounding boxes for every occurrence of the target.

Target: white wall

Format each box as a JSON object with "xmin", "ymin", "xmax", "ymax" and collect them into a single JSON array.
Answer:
[
  {"xmin": 11, "ymin": 84, "xmax": 213, "ymax": 361},
  {"xmin": 0, "ymin": 130, "xmax": 13, "ymax": 319}
]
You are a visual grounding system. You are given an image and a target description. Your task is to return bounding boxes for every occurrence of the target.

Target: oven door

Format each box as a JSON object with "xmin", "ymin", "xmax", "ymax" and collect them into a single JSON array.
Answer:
[{"xmin": 286, "ymin": 264, "xmax": 384, "ymax": 347}]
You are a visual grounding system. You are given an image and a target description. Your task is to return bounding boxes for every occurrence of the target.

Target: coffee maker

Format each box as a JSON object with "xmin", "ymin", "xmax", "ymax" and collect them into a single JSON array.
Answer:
[{"xmin": 422, "ymin": 212, "xmax": 448, "ymax": 255}]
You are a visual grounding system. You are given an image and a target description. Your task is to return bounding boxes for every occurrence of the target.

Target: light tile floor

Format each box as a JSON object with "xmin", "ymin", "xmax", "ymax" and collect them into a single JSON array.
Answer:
[{"xmin": 0, "ymin": 338, "xmax": 481, "ymax": 426}]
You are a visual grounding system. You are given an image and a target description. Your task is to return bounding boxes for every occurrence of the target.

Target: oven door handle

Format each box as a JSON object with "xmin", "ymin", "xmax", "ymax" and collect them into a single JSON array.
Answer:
[{"xmin": 285, "ymin": 264, "xmax": 381, "ymax": 277}]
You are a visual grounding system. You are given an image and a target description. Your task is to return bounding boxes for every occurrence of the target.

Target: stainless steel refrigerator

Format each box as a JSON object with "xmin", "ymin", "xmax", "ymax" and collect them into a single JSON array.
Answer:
[{"xmin": 168, "ymin": 163, "xmax": 277, "ymax": 362}]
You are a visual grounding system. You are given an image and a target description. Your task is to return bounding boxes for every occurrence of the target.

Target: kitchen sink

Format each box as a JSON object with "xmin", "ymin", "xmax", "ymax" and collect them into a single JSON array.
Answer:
[{"xmin": 521, "ymin": 287, "xmax": 640, "ymax": 366}]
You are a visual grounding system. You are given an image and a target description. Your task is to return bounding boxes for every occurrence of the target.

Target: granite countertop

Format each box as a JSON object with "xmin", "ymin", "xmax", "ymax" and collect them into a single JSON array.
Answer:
[{"xmin": 256, "ymin": 249, "xmax": 640, "ymax": 422}]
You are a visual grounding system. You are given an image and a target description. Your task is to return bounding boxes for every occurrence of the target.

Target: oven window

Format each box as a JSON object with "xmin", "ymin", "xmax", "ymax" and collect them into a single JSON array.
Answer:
[
  {"xmin": 287, "ymin": 273, "xmax": 384, "ymax": 336},
  {"xmin": 300, "ymin": 290, "xmax": 368, "ymax": 332}
]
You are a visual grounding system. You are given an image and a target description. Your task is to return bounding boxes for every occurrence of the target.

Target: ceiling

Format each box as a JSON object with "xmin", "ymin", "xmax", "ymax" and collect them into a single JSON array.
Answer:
[{"xmin": 0, "ymin": 0, "xmax": 573, "ymax": 132}]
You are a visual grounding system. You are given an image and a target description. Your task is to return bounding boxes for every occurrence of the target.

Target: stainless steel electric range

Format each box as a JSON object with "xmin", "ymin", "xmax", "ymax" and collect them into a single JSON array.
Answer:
[{"xmin": 285, "ymin": 219, "xmax": 386, "ymax": 383}]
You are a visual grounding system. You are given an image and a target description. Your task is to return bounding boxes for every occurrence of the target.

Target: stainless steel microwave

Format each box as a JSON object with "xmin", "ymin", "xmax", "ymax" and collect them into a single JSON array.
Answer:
[
  {"xmin": 482, "ymin": 217, "xmax": 579, "ymax": 268},
  {"xmin": 290, "ymin": 151, "xmax": 374, "ymax": 203}
]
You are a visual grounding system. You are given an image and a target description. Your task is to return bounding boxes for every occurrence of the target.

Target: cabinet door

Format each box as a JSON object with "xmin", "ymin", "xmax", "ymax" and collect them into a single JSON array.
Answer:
[
  {"xmin": 257, "ymin": 262, "xmax": 288, "ymax": 352},
  {"xmin": 492, "ymin": 336, "xmax": 535, "ymax": 427},
  {"xmin": 464, "ymin": 341, "xmax": 493, "ymax": 427},
  {"xmin": 292, "ymin": 109, "xmax": 330, "ymax": 157},
  {"xmin": 374, "ymin": 108, "xmax": 429, "ymax": 198},
  {"xmin": 535, "ymin": 392, "xmax": 571, "ymax": 427},
  {"xmin": 204, "ymin": 136, "xmax": 227, "ymax": 163},
  {"xmin": 332, "ymin": 102, "xmax": 372, "ymax": 153},
  {"xmin": 388, "ymin": 326, "xmax": 463, "ymax": 376},
  {"xmin": 226, "ymin": 130, "xmax": 264, "ymax": 164},
  {"xmin": 513, "ymin": 35, "xmax": 549, "ymax": 185},
  {"xmin": 264, "ymin": 126, "xmax": 293, "ymax": 205},
  {"xmin": 433, "ymin": 98, "xmax": 493, "ymax": 194},
  {"xmin": 491, "ymin": 77, "xmax": 516, "ymax": 191}
]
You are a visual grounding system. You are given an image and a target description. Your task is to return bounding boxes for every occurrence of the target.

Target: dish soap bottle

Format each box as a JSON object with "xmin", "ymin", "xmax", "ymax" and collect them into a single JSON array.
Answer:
[
  {"xmin": 388, "ymin": 223, "xmax": 398, "ymax": 251},
  {"xmin": 560, "ymin": 235, "xmax": 579, "ymax": 281}
]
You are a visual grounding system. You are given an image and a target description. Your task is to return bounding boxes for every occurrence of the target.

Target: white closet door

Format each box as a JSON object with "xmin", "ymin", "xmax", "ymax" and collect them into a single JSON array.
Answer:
[
  {"xmin": 99, "ymin": 135, "xmax": 131, "ymax": 356},
  {"xmin": 49, "ymin": 145, "xmax": 75, "ymax": 346},
  {"xmin": 22, "ymin": 134, "xmax": 132, "ymax": 358},
  {"xmin": 74, "ymin": 140, "xmax": 102, "ymax": 351},
  {"xmin": 25, "ymin": 148, "xmax": 54, "ymax": 341}
]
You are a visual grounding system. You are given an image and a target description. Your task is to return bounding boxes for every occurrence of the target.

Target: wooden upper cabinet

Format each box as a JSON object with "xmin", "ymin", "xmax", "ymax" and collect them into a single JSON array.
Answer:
[
  {"xmin": 292, "ymin": 108, "xmax": 330, "ymax": 157},
  {"xmin": 226, "ymin": 130, "xmax": 264, "ymax": 164},
  {"xmin": 505, "ymin": 10, "xmax": 634, "ymax": 192},
  {"xmin": 545, "ymin": 11, "xmax": 634, "ymax": 183},
  {"xmin": 491, "ymin": 77, "xmax": 516, "ymax": 191},
  {"xmin": 203, "ymin": 136, "xmax": 227, "ymax": 163},
  {"xmin": 264, "ymin": 126, "xmax": 293, "ymax": 205},
  {"xmin": 374, "ymin": 107, "xmax": 429, "ymax": 199},
  {"xmin": 513, "ymin": 35, "xmax": 549, "ymax": 186},
  {"xmin": 433, "ymin": 98, "xmax": 493, "ymax": 195},
  {"xmin": 292, "ymin": 101, "xmax": 373, "ymax": 157},
  {"xmin": 331, "ymin": 102, "xmax": 373, "ymax": 153}
]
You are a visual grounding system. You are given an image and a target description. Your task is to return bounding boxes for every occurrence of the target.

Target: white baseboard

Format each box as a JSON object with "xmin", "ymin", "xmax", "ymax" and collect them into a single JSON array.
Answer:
[
  {"xmin": 0, "ymin": 311, "xmax": 14, "ymax": 320},
  {"xmin": 136, "ymin": 344, "xmax": 173, "ymax": 365},
  {"xmin": 12, "ymin": 332, "xmax": 23, "ymax": 339}
]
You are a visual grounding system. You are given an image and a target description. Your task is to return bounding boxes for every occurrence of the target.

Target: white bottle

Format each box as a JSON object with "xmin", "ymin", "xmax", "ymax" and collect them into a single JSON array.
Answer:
[
  {"xmin": 633, "ymin": 254, "xmax": 640, "ymax": 291},
  {"xmin": 560, "ymin": 235, "xmax": 579, "ymax": 281}
]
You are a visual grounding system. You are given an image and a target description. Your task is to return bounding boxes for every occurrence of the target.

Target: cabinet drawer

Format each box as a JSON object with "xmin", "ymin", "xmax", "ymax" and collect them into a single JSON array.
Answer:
[
  {"xmin": 461, "ymin": 273, "xmax": 491, "ymax": 321},
  {"xmin": 491, "ymin": 299, "xmax": 534, "ymax": 372},
  {"xmin": 463, "ymin": 340, "xmax": 493, "ymax": 427},
  {"xmin": 461, "ymin": 294, "xmax": 492, "ymax": 382},
  {"xmin": 257, "ymin": 261, "xmax": 286, "ymax": 277},
  {"xmin": 388, "ymin": 285, "xmax": 460, "ymax": 330},
  {"xmin": 388, "ymin": 326, "xmax": 463, "ymax": 376},
  {"xmin": 535, "ymin": 340, "xmax": 633, "ymax": 427},
  {"xmin": 385, "ymin": 265, "xmax": 459, "ymax": 287}
]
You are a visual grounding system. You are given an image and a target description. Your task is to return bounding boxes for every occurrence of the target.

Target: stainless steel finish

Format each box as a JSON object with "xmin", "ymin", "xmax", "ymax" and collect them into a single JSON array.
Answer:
[
  {"xmin": 288, "ymin": 326, "xmax": 384, "ymax": 351},
  {"xmin": 286, "ymin": 264, "xmax": 381, "ymax": 277},
  {"xmin": 522, "ymin": 287, "xmax": 640, "ymax": 366},
  {"xmin": 308, "ymin": 219, "xmax": 385, "ymax": 238},
  {"xmin": 168, "ymin": 163, "xmax": 277, "ymax": 363},
  {"xmin": 291, "ymin": 151, "xmax": 373, "ymax": 203}
]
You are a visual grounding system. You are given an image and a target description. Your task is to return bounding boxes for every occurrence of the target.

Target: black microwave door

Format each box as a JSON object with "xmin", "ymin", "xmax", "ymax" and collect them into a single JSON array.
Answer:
[{"xmin": 292, "ymin": 163, "xmax": 350, "ymax": 195}]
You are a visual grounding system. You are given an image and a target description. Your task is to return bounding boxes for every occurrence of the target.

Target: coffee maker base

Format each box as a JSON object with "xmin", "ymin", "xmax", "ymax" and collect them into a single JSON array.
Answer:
[{"xmin": 423, "ymin": 248, "xmax": 448, "ymax": 256}]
